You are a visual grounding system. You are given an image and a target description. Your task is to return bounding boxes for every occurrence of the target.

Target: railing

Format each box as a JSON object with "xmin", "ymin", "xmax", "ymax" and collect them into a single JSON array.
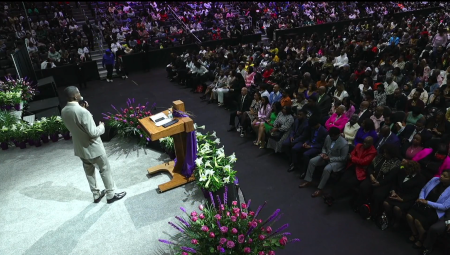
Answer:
[
  {"xmin": 92, "ymin": 7, "xmax": 104, "ymax": 51},
  {"xmin": 167, "ymin": 5, "xmax": 202, "ymax": 44}
]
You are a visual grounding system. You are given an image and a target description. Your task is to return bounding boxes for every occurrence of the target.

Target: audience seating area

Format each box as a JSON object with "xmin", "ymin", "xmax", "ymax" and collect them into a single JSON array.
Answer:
[{"xmin": 165, "ymin": 6, "xmax": 450, "ymax": 255}]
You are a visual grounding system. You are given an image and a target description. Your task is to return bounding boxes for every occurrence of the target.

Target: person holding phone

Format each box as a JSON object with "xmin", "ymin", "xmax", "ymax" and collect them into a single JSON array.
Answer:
[{"xmin": 61, "ymin": 86, "xmax": 126, "ymax": 204}]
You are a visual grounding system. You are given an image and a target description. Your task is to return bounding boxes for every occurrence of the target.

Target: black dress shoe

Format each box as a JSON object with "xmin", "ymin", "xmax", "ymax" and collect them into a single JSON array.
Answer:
[
  {"xmin": 287, "ymin": 165, "xmax": 295, "ymax": 172},
  {"xmin": 422, "ymin": 249, "xmax": 433, "ymax": 255},
  {"xmin": 107, "ymin": 192, "xmax": 127, "ymax": 204},
  {"xmin": 93, "ymin": 190, "xmax": 106, "ymax": 203}
]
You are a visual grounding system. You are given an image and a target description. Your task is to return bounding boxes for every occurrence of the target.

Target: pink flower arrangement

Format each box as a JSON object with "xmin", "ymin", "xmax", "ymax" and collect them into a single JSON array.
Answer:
[
  {"xmin": 102, "ymin": 98, "xmax": 153, "ymax": 146},
  {"xmin": 159, "ymin": 190, "xmax": 299, "ymax": 254}
]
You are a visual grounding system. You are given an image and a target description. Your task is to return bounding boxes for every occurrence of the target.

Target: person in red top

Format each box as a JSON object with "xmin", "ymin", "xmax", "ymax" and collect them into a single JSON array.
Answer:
[
  {"xmin": 262, "ymin": 64, "xmax": 274, "ymax": 81},
  {"xmin": 323, "ymin": 136, "xmax": 377, "ymax": 206},
  {"xmin": 160, "ymin": 10, "xmax": 168, "ymax": 22}
]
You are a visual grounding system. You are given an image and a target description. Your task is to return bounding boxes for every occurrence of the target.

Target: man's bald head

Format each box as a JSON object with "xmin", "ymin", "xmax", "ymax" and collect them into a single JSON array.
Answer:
[
  {"xmin": 64, "ymin": 86, "xmax": 80, "ymax": 102},
  {"xmin": 360, "ymin": 101, "xmax": 369, "ymax": 111}
]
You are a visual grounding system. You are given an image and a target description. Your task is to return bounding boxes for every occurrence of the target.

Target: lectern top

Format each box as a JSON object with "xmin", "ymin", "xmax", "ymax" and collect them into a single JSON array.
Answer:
[{"xmin": 138, "ymin": 109, "xmax": 194, "ymax": 140}]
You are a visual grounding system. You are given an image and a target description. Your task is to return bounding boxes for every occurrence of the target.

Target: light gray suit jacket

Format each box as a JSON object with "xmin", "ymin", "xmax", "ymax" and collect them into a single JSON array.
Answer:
[
  {"xmin": 321, "ymin": 135, "xmax": 349, "ymax": 171},
  {"xmin": 61, "ymin": 102, "xmax": 106, "ymax": 159}
]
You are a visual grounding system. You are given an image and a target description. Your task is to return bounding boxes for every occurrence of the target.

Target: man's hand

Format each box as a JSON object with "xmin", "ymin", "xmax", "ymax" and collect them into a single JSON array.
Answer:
[
  {"xmin": 84, "ymin": 101, "xmax": 89, "ymax": 108},
  {"xmin": 99, "ymin": 121, "xmax": 104, "ymax": 126},
  {"xmin": 303, "ymin": 143, "xmax": 311, "ymax": 149},
  {"xmin": 237, "ymin": 111, "xmax": 241, "ymax": 115},
  {"xmin": 372, "ymin": 181, "xmax": 380, "ymax": 187}
]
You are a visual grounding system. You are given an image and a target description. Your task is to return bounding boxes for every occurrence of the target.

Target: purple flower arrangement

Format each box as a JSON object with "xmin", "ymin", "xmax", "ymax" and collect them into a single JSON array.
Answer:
[
  {"xmin": 159, "ymin": 191, "xmax": 299, "ymax": 255},
  {"xmin": 102, "ymin": 98, "xmax": 153, "ymax": 145},
  {"xmin": 0, "ymin": 77, "xmax": 38, "ymax": 109}
]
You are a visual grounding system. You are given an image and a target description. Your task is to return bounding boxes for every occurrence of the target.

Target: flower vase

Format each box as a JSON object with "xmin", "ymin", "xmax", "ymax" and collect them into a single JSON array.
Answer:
[
  {"xmin": 202, "ymin": 183, "xmax": 238, "ymax": 209},
  {"xmin": 1, "ymin": 142, "xmax": 8, "ymax": 150},
  {"xmin": 19, "ymin": 141, "xmax": 26, "ymax": 149},
  {"xmin": 50, "ymin": 133, "xmax": 59, "ymax": 142},
  {"xmin": 41, "ymin": 134, "xmax": 49, "ymax": 143},
  {"xmin": 62, "ymin": 132, "xmax": 71, "ymax": 140},
  {"xmin": 34, "ymin": 139, "xmax": 42, "ymax": 147},
  {"xmin": 28, "ymin": 139, "xmax": 35, "ymax": 146}
]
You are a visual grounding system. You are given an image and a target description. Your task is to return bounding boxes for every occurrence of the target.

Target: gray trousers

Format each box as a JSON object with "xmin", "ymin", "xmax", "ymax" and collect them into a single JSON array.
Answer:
[
  {"xmin": 80, "ymin": 154, "xmax": 115, "ymax": 199},
  {"xmin": 304, "ymin": 156, "xmax": 345, "ymax": 189},
  {"xmin": 423, "ymin": 218, "xmax": 449, "ymax": 250}
]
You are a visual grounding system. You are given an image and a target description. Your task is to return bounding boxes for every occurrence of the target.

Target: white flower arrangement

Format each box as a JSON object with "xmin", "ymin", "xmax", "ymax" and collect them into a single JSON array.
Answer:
[{"xmin": 194, "ymin": 128, "xmax": 237, "ymax": 192}]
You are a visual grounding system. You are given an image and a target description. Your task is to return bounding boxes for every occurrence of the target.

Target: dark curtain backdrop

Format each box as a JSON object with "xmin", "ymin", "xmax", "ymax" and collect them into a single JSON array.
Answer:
[{"xmin": 12, "ymin": 46, "xmax": 38, "ymax": 84}]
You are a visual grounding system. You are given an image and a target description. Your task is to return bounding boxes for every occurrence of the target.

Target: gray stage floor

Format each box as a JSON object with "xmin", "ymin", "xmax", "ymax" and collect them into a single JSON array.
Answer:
[{"xmin": 0, "ymin": 137, "xmax": 205, "ymax": 255}]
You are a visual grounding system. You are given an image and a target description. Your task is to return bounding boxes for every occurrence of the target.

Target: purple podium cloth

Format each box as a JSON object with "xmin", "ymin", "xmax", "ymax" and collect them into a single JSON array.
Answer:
[{"xmin": 173, "ymin": 110, "xmax": 197, "ymax": 178}]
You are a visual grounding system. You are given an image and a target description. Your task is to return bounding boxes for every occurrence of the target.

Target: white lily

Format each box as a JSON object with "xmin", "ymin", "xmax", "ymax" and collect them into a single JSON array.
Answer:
[
  {"xmin": 223, "ymin": 165, "xmax": 231, "ymax": 172},
  {"xmin": 11, "ymin": 125, "xmax": 16, "ymax": 131},
  {"xmin": 223, "ymin": 176, "xmax": 230, "ymax": 184},
  {"xmin": 204, "ymin": 160, "xmax": 212, "ymax": 168},
  {"xmin": 1, "ymin": 126, "xmax": 8, "ymax": 132},
  {"xmin": 211, "ymin": 131, "xmax": 217, "ymax": 137},
  {"xmin": 205, "ymin": 169, "xmax": 215, "ymax": 176},
  {"xmin": 195, "ymin": 157, "xmax": 203, "ymax": 167},
  {"xmin": 213, "ymin": 138, "xmax": 220, "ymax": 144},
  {"xmin": 195, "ymin": 124, "xmax": 205, "ymax": 130},
  {"xmin": 228, "ymin": 153, "xmax": 237, "ymax": 163},
  {"xmin": 199, "ymin": 174, "xmax": 207, "ymax": 182},
  {"xmin": 216, "ymin": 148, "xmax": 225, "ymax": 158}
]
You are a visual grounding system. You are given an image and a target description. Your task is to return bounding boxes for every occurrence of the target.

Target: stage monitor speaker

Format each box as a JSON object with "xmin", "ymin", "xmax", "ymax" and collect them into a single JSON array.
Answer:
[
  {"xmin": 33, "ymin": 77, "xmax": 58, "ymax": 101},
  {"xmin": 35, "ymin": 106, "xmax": 60, "ymax": 119}
]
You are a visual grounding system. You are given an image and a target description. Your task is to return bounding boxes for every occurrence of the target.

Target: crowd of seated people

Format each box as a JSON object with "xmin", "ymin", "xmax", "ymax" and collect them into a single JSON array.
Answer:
[
  {"xmin": 164, "ymin": 7, "xmax": 450, "ymax": 255},
  {"xmin": 225, "ymin": 2, "xmax": 447, "ymax": 34},
  {"xmin": 88, "ymin": 1, "xmax": 258, "ymax": 54},
  {"xmin": 0, "ymin": 1, "xmax": 95, "ymax": 76}
]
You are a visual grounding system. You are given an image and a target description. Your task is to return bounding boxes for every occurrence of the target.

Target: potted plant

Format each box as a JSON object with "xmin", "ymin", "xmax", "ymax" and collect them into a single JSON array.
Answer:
[
  {"xmin": 159, "ymin": 192, "xmax": 299, "ymax": 255},
  {"xmin": 59, "ymin": 120, "xmax": 71, "ymax": 140},
  {"xmin": 102, "ymin": 98, "xmax": 153, "ymax": 146},
  {"xmin": 27, "ymin": 121, "xmax": 44, "ymax": 147},
  {"xmin": 47, "ymin": 116, "xmax": 62, "ymax": 142},
  {"xmin": 39, "ymin": 117, "xmax": 50, "ymax": 143},
  {"xmin": 159, "ymin": 136, "xmax": 176, "ymax": 159},
  {"xmin": 14, "ymin": 122, "xmax": 29, "ymax": 149},
  {"xmin": 0, "ymin": 125, "xmax": 10, "ymax": 150}
]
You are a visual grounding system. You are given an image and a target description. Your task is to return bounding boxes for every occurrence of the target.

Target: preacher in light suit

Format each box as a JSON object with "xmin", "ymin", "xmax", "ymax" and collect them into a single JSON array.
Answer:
[{"xmin": 61, "ymin": 86, "xmax": 126, "ymax": 204}]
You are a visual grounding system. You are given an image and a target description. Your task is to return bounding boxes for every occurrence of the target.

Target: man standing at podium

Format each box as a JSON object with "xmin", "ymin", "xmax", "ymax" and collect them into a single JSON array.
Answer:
[{"xmin": 61, "ymin": 86, "xmax": 126, "ymax": 204}]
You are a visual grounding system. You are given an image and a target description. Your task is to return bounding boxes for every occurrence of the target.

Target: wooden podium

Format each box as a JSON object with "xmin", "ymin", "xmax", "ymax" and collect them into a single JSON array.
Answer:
[{"xmin": 138, "ymin": 100, "xmax": 196, "ymax": 193}]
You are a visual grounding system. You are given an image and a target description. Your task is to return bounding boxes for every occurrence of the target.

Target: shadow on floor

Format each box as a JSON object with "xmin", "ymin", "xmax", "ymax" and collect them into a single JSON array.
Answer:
[
  {"xmin": 20, "ymin": 181, "xmax": 92, "ymax": 203},
  {"xmin": 23, "ymin": 203, "xmax": 108, "ymax": 255}
]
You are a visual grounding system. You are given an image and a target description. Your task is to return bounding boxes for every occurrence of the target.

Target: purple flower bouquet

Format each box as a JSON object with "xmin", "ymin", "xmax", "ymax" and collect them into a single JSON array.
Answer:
[{"xmin": 159, "ymin": 189, "xmax": 299, "ymax": 254}]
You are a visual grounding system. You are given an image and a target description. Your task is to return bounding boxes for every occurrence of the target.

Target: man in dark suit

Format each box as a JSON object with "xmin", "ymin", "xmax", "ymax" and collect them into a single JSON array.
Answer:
[
  {"xmin": 357, "ymin": 101, "xmax": 372, "ymax": 125},
  {"xmin": 387, "ymin": 88, "xmax": 407, "ymax": 111},
  {"xmin": 227, "ymin": 87, "xmax": 252, "ymax": 132},
  {"xmin": 422, "ymin": 210, "xmax": 450, "ymax": 255},
  {"xmin": 299, "ymin": 127, "xmax": 349, "ymax": 197},
  {"xmin": 375, "ymin": 125, "xmax": 401, "ymax": 152},
  {"xmin": 82, "ymin": 22, "xmax": 94, "ymax": 51},
  {"xmin": 317, "ymin": 86, "xmax": 332, "ymax": 117},
  {"xmin": 292, "ymin": 115, "xmax": 329, "ymax": 177},
  {"xmin": 285, "ymin": 108, "xmax": 309, "ymax": 172},
  {"xmin": 397, "ymin": 117, "xmax": 431, "ymax": 149}
]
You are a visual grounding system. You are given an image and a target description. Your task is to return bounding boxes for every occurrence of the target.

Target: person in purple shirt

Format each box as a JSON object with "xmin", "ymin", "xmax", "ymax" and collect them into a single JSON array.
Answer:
[{"xmin": 354, "ymin": 118, "xmax": 379, "ymax": 146}]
